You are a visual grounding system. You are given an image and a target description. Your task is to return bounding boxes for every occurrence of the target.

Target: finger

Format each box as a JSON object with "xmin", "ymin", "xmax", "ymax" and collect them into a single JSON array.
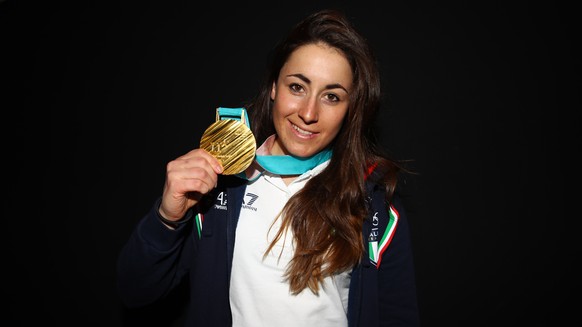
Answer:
[
  {"xmin": 179, "ymin": 148, "xmax": 223, "ymax": 174},
  {"xmin": 166, "ymin": 159, "xmax": 218, "ymax": 195}
]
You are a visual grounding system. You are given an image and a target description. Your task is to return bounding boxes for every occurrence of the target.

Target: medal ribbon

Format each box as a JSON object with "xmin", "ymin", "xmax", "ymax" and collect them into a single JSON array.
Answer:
[
  {"xmin": 255, "ymin": 149, "xmax": 332, "ymax": 175},
  {"xmin": 216, "ymin": 107, "xmax": 250, "ymax": 126},
  {"xmin": 217, "ymin": 107, "xmax": 332, "ymax": 176}
]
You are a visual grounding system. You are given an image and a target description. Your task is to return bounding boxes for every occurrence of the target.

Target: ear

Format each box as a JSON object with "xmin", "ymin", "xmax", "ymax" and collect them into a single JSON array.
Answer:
[{"xmin": 270, "ymin": 82, "xmax": 276, "ymax": 101}]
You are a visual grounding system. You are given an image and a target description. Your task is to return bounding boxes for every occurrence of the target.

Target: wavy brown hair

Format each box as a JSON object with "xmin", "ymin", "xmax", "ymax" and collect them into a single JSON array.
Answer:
[{"xmin": 245, "ymin": 9, "xmax": 401, "ymax": 294}]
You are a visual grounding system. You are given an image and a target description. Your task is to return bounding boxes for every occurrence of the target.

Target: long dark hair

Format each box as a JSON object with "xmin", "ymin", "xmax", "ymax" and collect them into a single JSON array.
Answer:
[{"xmin": 246, "ymin": 9, "xmax": 401, "ymax": 294}]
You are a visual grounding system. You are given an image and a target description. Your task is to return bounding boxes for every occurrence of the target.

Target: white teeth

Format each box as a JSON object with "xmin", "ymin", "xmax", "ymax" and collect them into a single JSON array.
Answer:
[{"xmin": 292, "ymin": 124, "xmax": 313, "ymax": 135}]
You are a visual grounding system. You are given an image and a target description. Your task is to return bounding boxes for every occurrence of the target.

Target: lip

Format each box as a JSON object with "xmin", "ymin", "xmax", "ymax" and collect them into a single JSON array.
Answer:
[{"xmin": 289, "ymin": 121, "xmax": 317, "ymax": 139}]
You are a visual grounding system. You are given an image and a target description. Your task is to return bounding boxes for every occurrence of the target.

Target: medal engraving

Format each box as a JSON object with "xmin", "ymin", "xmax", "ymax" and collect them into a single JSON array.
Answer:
[{"xmin": 200, "ymin": 119, "xmax": 256, "ymax": 175}]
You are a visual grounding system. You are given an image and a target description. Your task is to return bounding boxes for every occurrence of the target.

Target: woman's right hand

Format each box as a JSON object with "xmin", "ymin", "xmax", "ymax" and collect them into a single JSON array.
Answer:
[{"xmin": 158, "ymin": 148, "xmax": 223, "ymax": 222}]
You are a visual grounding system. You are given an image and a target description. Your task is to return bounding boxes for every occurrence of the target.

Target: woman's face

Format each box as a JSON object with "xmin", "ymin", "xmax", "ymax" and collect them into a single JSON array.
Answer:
[{"xmin": 270, "ymin": 43, "xmax": 352, "ymax": 157}]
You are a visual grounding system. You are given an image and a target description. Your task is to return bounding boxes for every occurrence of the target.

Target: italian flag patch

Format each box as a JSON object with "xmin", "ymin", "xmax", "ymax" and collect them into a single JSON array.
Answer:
[{"xmin": 368, "ymin": 203, "xmax": 399, "ymax": 268}]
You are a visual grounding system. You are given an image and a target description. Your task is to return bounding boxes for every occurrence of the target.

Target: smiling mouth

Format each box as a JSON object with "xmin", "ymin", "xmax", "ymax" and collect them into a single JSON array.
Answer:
[{"xmin": 292, "ymin": 124, "xmax": 314, "ymax": 136}]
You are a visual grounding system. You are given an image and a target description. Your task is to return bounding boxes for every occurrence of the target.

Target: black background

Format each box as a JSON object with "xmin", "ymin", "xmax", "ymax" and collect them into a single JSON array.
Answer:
[{"xmin": 3, "ymin": 0, "xmax": 580, "ymax": 326}]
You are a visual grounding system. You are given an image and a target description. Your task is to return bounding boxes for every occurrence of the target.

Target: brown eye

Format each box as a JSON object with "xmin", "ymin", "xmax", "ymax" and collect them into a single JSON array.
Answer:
[
  {"xmin": 289, "ymin": 83, "xmax": 304, "ymax": 93},
  {"xmin": 325, "ymin": 93, "xmax": 340, "ymax": 102}
]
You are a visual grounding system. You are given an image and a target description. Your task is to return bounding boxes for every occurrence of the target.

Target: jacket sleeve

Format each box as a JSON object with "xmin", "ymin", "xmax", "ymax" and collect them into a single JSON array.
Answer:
[
  {"xmin": 116, "ymin": 197, "xmax": 196, "ymax": 308},
  {"xmin": 378, "ymin": 195, "xmax": 421, "ymax": 326}
]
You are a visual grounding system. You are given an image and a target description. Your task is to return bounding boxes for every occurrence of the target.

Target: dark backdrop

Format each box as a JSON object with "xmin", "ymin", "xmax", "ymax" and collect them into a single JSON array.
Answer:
[{"xmin": 3, "ymin": 0, "xmax": 579, "ymax": 326}]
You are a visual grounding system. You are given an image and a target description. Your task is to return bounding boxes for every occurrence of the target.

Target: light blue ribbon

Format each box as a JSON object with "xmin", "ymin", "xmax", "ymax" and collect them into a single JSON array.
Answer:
[{"xmin": 255, "ymin": 149, "xmax": 332, "ymax": 175}]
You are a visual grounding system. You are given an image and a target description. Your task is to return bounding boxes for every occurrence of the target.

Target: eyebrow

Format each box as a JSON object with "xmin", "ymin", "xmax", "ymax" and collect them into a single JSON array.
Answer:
[{"xmin": 286, "ymin": 73, "xmax": 349, "ymax": 93}]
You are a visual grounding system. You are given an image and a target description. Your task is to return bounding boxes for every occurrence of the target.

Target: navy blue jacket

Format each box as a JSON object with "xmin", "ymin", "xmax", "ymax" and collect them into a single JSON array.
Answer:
[{"xmin": 117, "ymin": 174, "xmax": 420, "ymax": 326}]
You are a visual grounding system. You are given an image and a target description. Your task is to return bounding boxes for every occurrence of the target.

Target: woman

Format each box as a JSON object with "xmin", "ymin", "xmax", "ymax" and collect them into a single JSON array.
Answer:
[{"xmin": 117, "ymin": 9, "xmax": 420, "ymax": 327}]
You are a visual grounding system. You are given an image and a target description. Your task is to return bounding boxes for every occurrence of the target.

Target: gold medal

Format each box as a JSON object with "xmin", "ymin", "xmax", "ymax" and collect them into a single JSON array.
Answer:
[{"xmin": 200, "ymin": 108, "xmax": 256, "ymax": 175}]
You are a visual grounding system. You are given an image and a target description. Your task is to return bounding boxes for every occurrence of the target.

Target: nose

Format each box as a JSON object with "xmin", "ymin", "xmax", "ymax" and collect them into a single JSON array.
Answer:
[{"xmin": 297, "ymin": 98, "xmax": 319, "ymax": 123}]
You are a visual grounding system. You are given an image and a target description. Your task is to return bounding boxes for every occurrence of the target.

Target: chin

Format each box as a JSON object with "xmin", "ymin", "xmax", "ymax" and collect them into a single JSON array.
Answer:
[{"xmin": 288, "ymin": 148, "xmax": 319, "ymax": 158}]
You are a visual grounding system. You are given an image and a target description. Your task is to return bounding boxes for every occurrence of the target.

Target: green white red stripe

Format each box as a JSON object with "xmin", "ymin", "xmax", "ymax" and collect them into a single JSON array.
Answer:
[
  {"xmin": 195, "ymin": 213, "xmax": 204, "ymax": 238},
  {"xmin": 369, "ymin": 203, "xmax": 399, "ymax": 268}
]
